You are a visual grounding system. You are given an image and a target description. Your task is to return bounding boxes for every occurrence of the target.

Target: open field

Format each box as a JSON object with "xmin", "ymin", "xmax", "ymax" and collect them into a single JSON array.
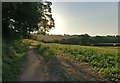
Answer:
[
  {"xmin": 36, "ymin": 42, "xmax": 119, "ymax": 81},
  {"xmin": 2, "ymin": 39, "xmax": 119, "ymax": 82}
]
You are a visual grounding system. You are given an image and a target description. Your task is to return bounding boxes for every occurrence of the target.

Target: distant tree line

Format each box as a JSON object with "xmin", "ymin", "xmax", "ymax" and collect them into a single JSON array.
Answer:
[{"xmin": 39, "ymin": 34, "xmax": 120, "ymax": 46}]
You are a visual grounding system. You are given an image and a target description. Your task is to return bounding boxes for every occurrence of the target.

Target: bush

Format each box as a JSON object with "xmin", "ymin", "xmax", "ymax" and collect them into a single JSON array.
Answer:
[{"xmin": 2, "ymin": 40, "xmax": 27, "ymax": 81}]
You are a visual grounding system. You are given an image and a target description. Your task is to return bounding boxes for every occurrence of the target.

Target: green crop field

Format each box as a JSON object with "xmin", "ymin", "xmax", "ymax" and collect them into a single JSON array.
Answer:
[{"xmin": 36, "ymin": 42, "xmax": 120, "ymax": 81}]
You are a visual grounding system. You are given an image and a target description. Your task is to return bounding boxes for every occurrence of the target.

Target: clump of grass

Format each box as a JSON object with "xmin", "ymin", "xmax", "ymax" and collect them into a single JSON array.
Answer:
[
  {"xmin": 2, "ymin": 40, "xmax": 28, "ymax": 81},
  {"xmin": 36, "ymin": 43, "xmax": 54, "ymax": 61}
]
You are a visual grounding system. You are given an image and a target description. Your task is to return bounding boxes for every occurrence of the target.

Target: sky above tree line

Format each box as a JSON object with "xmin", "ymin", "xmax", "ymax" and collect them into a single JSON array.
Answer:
[{"xmin": 48, "ymin": 1, "xmax": 118, "ymax": 36}]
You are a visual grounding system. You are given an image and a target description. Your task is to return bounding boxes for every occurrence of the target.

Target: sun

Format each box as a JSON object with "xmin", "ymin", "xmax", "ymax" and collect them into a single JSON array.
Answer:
[
  {"xmin": 48, "ymin": 13, "xmax": 64, "ymax": 34},
  {"xmin": 53, "ymin": 13, "xmax": 63, "ymax": 28}
]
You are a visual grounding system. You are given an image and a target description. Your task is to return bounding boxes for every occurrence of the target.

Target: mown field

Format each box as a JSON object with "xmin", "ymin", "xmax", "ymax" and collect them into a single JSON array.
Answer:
[{"xmin": 36, "ymin": 42, "xmax": 120, "ymax": 81}]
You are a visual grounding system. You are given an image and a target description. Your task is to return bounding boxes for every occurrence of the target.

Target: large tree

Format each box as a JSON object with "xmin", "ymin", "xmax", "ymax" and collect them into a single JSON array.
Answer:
[{"xmin": 2, "ymin": 1, "xmax": 55, "ymax": 40}]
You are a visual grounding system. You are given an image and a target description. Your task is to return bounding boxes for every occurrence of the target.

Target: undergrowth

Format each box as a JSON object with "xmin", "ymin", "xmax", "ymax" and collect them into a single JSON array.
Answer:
[{"xmin": 2, "ymin": 40, "xmax": 29, "ymax": 81}]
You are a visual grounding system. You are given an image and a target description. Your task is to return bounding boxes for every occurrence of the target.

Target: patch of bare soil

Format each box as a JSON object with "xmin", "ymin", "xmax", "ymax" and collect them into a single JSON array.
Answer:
[{"xmin": 18, "ymin": 46, "xmax": 58, "ymax": 81}]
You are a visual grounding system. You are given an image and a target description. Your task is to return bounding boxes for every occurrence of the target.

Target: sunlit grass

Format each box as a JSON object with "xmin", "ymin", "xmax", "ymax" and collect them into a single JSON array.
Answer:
[{"xmin": 36, "ymin": 43, "xmax": 119, "ymax": 81}]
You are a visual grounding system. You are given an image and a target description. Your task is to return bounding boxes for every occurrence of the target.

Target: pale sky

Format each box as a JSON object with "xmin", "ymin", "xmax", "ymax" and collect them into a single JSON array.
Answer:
[{"xmin": 48, "ymin": 2, "xmax": 118, "ymax": 36}]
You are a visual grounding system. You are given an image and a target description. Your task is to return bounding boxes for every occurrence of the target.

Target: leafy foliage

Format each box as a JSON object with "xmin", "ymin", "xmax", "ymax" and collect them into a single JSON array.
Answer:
[
  {"xmin": 2, "ymin": 2, "xmax": 54, "ymax": 40},
  {"xmin": 2, "ymin": 40, "xmax": 28, "ymax": 80}
]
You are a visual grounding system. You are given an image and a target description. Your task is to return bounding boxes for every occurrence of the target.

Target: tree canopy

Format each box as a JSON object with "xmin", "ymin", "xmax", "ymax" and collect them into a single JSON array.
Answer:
[{"xmin": 2, "ymin": 1, "xmax": 55, "ymax": 41}]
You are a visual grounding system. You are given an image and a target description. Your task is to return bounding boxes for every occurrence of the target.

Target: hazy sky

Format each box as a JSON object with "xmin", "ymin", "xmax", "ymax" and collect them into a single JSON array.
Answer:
[{"xmin": 48, "ymin": 2, "xmax": 118, "ymax": 36}]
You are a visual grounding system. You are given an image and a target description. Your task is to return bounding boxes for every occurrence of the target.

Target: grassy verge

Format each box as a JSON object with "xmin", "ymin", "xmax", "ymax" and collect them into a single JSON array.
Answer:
[
  {"xmin": 2, "ymin": 40, "xmax": 29, "ymax": 81},
  {"xmin": 36, "ymin": 42, "xmax": 54, "ymax": 61},
  {"xmin": 36, "ymin": 43, "xmax": 120, "ymax": 81},
  {"xmin": 36, "ymin": 43, "xmax": 71, "ymax": 80}
]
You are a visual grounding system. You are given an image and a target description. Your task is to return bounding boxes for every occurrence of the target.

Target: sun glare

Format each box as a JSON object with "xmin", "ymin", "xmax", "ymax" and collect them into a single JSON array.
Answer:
[
  {"xmin": 48, "ymin": 13, "xmax": 64, "ymax": 34},
  {"xmin": 53, "ymin": 13, "xmax": 63, "ymax": 29}
]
